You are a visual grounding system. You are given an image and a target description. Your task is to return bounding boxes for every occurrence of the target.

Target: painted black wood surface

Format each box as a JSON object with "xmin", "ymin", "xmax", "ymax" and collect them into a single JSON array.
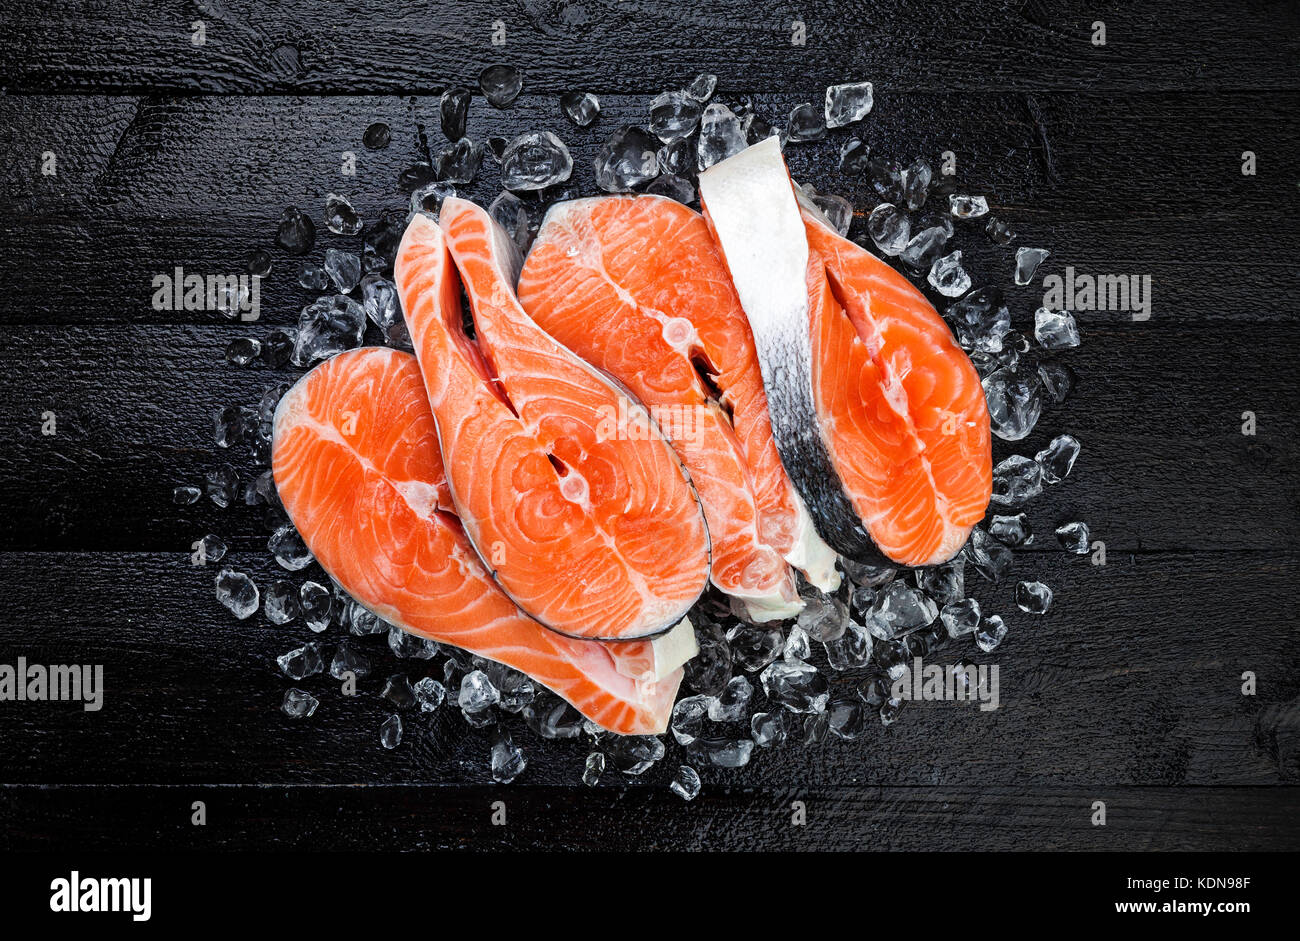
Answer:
[{"xmin": 1, "ymin": 0, "xmax": 1298, "ymax": 851}]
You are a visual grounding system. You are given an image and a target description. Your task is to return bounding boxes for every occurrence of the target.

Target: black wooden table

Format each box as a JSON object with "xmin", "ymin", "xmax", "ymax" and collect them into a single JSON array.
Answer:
[{"xmin": 1, "ymin": 0, "xmax": 1297, "ymax": 851}]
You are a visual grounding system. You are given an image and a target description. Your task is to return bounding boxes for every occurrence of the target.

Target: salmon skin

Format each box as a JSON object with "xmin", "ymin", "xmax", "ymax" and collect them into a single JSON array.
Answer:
[
  {"xmin": 699, "ymin": 138, "xmax": 992, "ymax": 566},
  {"xmin": 516, "ymin": 195, "xmax": 839, "ymax": 622},
  {"xmin": 394, "ymin": 199, "xmax": 712, "ymax": 641},
  {"xmin": 271, "ymin": 347, "xmax": 691, "ymax": 735}
]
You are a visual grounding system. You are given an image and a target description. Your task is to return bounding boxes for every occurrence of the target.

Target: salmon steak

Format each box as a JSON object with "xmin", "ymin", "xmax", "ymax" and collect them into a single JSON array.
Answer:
[
  {"xmin": 393, "ymin": 199, "xmax": 712, "ymax": 641},
  {"xmin": 271, "ymin": 347, "xmax": 693, "ymax": 735},
  {"xmin": 516, "ymin": 195, "xmax": 838, "ymax": 622},
  {"xmin": 699, "ymin": 138, "xmax": 992, "ymax": 566}
]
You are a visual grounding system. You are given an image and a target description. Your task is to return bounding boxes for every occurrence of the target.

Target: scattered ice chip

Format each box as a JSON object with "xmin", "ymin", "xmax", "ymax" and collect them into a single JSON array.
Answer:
[
  {"xmin": 796, "ymin": 586, "xmax": 849, "ymax": 642},
  {"xmin": 561, "ymin": 90, "xmax": 600, "ymax": 127},
  {"xmin": 1038, "ymin": 360, "xmax": 1076, "ymax": 404},
  {"xmin": 686, "ymin": 72, "xmax": 717, "ymax": 101},
  {"xmin": 228, "ymin": 336, "xmax": 265, "ymax": 368},
  {"xmin": 900, "ymin": 225, "xmax": 948, "ymax": 272},
  {"xmin": 582, "ymin": 751, "xmax": 605, "ymax": 786},
  {"xmin": 708, "ymin": 675, "xmax": 753, "ymax": 722},
  {"xmin": 379, "ymin": 714, "xmax": 402, "ymax": 749},
  {"xmin": 409, "ymin": 180, "xmax": 455, "ymax": 217},
  {"xmin": 268, "ymin": 523, "xmax": 314, "ymax": 570},
  {"xmin": 292, "ymin": 295, "xmax": 366, "ymax": 365},
  {"xmin": 486, "ymin": 191, "xmax": 532, "ymax": 257},
  {"xmin": 902, "ymin": 156, "xmax": 932, "ymax": 210},
  {"xmin": 458, "ymin": 670, "xmax": 499, "ymax": 713},
  {"xmin": 1056, "ymin": 521, "xmax": 1091, "ymax": 554},
  {"xmin": 940, "ymin": 598, "xmax": 982, "ymax": 638},
  {"xmin": 490, "ymin": 728, "xmax": 527, "ymax": 783},
  {"xmin": 989, "ymin": 513, "xmax": 1032, "ymax": 546},
  {"xmin": 801, "ymin": 712, "xmax": 830, "ymax": 744},
  {"xmin": 928, "ymin": 250, "xmax": 972, "ymax": 297},
  {"xmin": 518, "ymin": 697, "xmax": 579, "ymax": 740},
  {"xmin": 607, "ymin": 735, "xmax": 666, "ymax": 775},
  {"xmin": 277, "ymin": 641, "xmax": 324, "ymax": 680},
  {"xmin": 857, "ymin": 671, "xmax": 888, "ymax": 707},
  {"xmin": 917, "ymin": 558, "xmax": 965, "ymax": 605},
  {"xmin": 398, "ymin": 162, "xmax": 437, "ymax": 193},
  {"xmin": 196, "ymin": 533, "xmax": 227, "ymax": 563},
  {"xmin": 683, "ymin": 620, "xmax": 732, "ymax": 696},
  {"xmin": 594, "ymin": 125, "xmax": 661, "ymax": 191},
  {"xmin": 868, "ymin": 157, "xmax": 905, "ymax": 203},
  {"xmin": 1037, "ymin": 434, "xmax": 1082, "ymax": 484},
  {"xmin": 382, "ymin": 673, "xmax": 416, "ymax": 709},
  {"xmin": 1016, "ymin": 581, "xmax": 1054, "ymax": 614},
  {"xmin": 742, "ymin": 111, "xmax": 775, "ymax": 144},
  {"xmin": 215, "ymin": 568, "xmax": 259, "ymax": 619},
  {"xmin": 413, "ymin": 677, "xmax": 446, "ymax": 712},
  {"xmin": 983, "ymin": 361, "xmax": 1044, "ymax": 441},
  {"xmin": 264, "ymin": 579, "xmax": 300, "ymax": 624},
  {"xmin": 839, "ymin": 137, "xmax": 870, "ymax": 174},
  {"xmin": 693, "ymin": 737, "xmax": 754, "ymax": 768},
  {"xmin": 759, "ymin": 660, "xmax": 830, "ymax": 714},
  {"xmin": 783, "ymin": 625, "xmax": 811, "ymax": 662},
  {"xmin": 1034, "ymin": 308, "xmax": 1081, "ymax": 349},
  {"xmin": 362, "ymin": 122, "xmax": 391, "ymax": 149},
  {"xmin": 985, "ymin": 216, "xmax": 1015, "ymax": 245},
  {"xmin": 245, "ymin": 248, "xmax": 272, "ymax": 277},
  {"xmin": 213, "ymin": 404, "xmax": 253, "ymax": 449},
  {"xmin": 281, "ymin": 688, "xmax": 318, "ymax": 719},
  {"xmin": 439, "ymin": 86, "xmax": 471, "ymax": 141},
  {"xmin": 864, "ymin": 580, "xmax": 938, "ymax": 639},
  {"xmin": 944, "ymin": 286, "xmax": 1011, "ymax": 353},
  {"xmin": 880, "ymin": 696, "xmax": 905, "ymax": 725},
  {"xmin": 298, "ymin": 580, "xmax": 332, "ymax": 632},
  {"xmin": 499, "ymin": 130, "xmax": 573, "ymax": 191},
  {"xmin": 670, "ymin": 694, "xmax": 709, "ymax": 746},
  {"xmin": 656, "ymin": 137, "xmax": 693, "ymax": 176},
  {"xmin": 360, "ymin": 274, "xmax": 400, "ymax": 332},
  {"xmin": 649, "ymin": 89, "xmax": 703, "ymax": 143},
  {"xmin": 786, "ymin": 102, "xmax": 827, "ymax": 143},
  {"xmin": 809, "ymin": 192, "xmax": 853, "ymax": 236},
  {"xmin": 388, "ymin": 627, "xmax": 437, "ymax": 659},
  {"xmin": 964, "ymin": 528, "xmax": 1014, "ymax": 582},
  {"xmin": 750, "ymin": 712, "xmax": 786, "ymax": 747},
  {"xmin": 875, "ymin": 638, "xmax": 908, "ymax": 680},
  {"xmin": 949, "ymin": 194, "xmax": 989, "ymax": 219},
  {"xmin": 697, "ymin": 102, "xmax": 747, "ymax": 170},
  {"xmin": 1014, "ymin": 247, "xmax": 1050, "ymax": 285},
  {"xmin": 824, "ymin": 81, "xmax": 874, "ymax": 128},
  {"xmin": 827, "ymin": 697, "xmax": 866, "ymax": 740},
  {"xmin": 841, "ymin": 558, "xmax": 897, "ymax": 588},
  {"xmin": 725, "ymin": 623, "xmax": 784, "ymax": 671},
  {"xmin": 434, "ymin": 137, "xmax": 484, "ymax": 184},
  {"xmin": 173, "ymin": 485, "xmax": 201, "ymax": 506},
  {"xmin": 992, "ymin": 454, "xmax": 1044, "ymax": 506},
  {"xmin": 298, "ymin": 263, "xmax": 329, "ymax": 291},
  {"xmin": 204, "ymin": 464, "xmax": 238, "ymax": 508},
  {"xmin": 670, "ymin": 764, "xmax": 701, "ymax": 800},
  {"xmin": 645, "ymin": 173, "xmax": 695, "ymax": 204},
  {"xmin": 975, "ymin": 615, "xmax": 1008, "ymax": 652},
  {"xmin": 866, "ymin": 203, "xmax": 911, "ymax": 256},
  {"xmin": 824, "ymin": 622, "xmax": 873, "ymax": 670},
  {"xmin": 324, "ymin": 192, "xmax": 362, "ymax": 236},
  {"xmin": 275, "ymin": 207, "xmax": 315, "ymax": 255},
  {"xmin": 478, "ymin": 64, "xmax": 523, "ymax": 108}
]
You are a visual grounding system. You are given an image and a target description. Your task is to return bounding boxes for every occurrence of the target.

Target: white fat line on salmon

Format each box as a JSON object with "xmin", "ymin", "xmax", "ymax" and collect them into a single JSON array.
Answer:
[
  {"xmin": 1042, "ymin": 267, "xmax": 1152, "ymax": 321},
  {"xmin": 890, "ymin": 656, "xmax": 999, "ymax": 712},
  {"xmin": 0, "ymin": 658, "xmax": 104, "ymax": 711},
  {"xmin": 151, "ymin": 266, "xmax": 260, "ymax": 320}
]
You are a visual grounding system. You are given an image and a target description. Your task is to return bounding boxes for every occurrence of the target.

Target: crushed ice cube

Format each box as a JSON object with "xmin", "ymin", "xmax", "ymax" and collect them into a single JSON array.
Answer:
[
  {"xmin": 646, "ymin": 172, "xmax": 695, "ymax": 204},
  {"xmin": 949, "ymin": 194, "xmax": 989, "ymax": 218},
  {"xmin": 411, "ymin": 677, "xmax": 444, "ymax": 712},
  {"xmin": 1056, "ymin": 521, "xmax": 1091, "ymax": 554},
  {"xmin": 196, "ymin": 533, "xmax": 227, "ymax": 563},
  {"xmin": 275, "ymin": 207, "xmax": 315, "ymax": 255},
  {"xmin": 900, "ymin": 225, "xmax": 948, "ymax": 271},
  {"xmin": 928, "ymin": 250, "xmax": 972, "ymax": 297},
  {"xmin": 864, "ymin": 580, "xmax": 938, "ymax": 639},
  {"xmin": 1038, "ymin": 360, "xmax": 1076, "ymax": 404},
  {"xmin": 750, "ymin": 712, "xmax": 787, "ymax": 747},
  {"xmin": 594, "ymin": 125, "xmax": 661, "ymax": 191},
  {"xmin": 992, "ymin": 454, "xmax": 1044, "ymax": 506},
  {"xmin": 983, "ymin": 361, "xmax": 1044, "ymax": 441},
  {"xmin": 362, "ymin": 122, "xmax": 390, "ymax": 149},
  {"xmin": 811, "ymin": 192, "xmax": 853, "ymax": 236},
  {"xmin": 839, "ymin": 137, "xmax": 870, "ymax": 174},
  {"xmin": 1014, "ymin": 247, "xmax": 1050, "ymax": 285},
  {"xmin": 379, "ymin": 714, "xmax": 402, "ymax": 749},
  {"xmin": 827, "ymin": 697, "xmax": 866, "ymax": 740},
  {"xmin": 824, "ymin": 622, "xmax": 873, "ymax": 670},
  {"xmin": 796, "ymin": 586, "xmax": 849, "ymax": 642},
  {"xmin": 985, "ymin": 216, "xmax": 1015, "ymax": 245},
  {"xmin": 671, "ymin": 694, "xmax": 709, "ymax": 746},
  {"xmin": 989, "ymin": 513, "xmax": 1032, "ymax": 546},
  {"xmin": 1016, "ymin": 581, "xmax": 1053, "ymax": 614},
  {"xmin": 409, "ymin": 180, "xmax": 455, "ymax": 217},
  {"xmin": 264, "ymin": 579, "xmax": 300, "ymax": 624},
  {"xmin": 582, "ymin": 751, "xmax": 605, "ymax": 786},
  {"xmin": 491, "ymin": 728, "xmax": 527, "ymax": 783},
  {"xmin": 478, "ymin": 64, "xmax": 523, "ymax": 108},
  {"xmin": 298, "ymin": 264, "xmax": 329, "ymax": 291},
  {"xmin": 903, "ymin": 157, "xmax": 932, "ymax": 211},
  {"xmin": 329, "ymin": 642, "xmax": 370, "ymax": 681},
  {"xmin": 670, "ymin": 764, "xmax": 702, "ymax": 800},
  {"xmin": 388, "ymin": 627, "xmax": 437, "ymax": 659},
  {"xmin": 868, "ymin": 157, "xmax": 905, "ymax": 203},
  {"xmin": 649, "ymin": 90, "xmax": 703, "ymax": 143},
  {"xmin": 759, "ymin": 660, "xmax": 829, "ymax": 714},
  {"xmin": 693, "ymin": 737, "xmax": 754, "ymax": 768},
  {"xmin": 459, "ymin": 670, "xmax": 499, "ymax": 713},
  {"xmin": 561, "ymin": 91, "xmax": 600, "ymax": 127},
  {"xmin": 324, "ymin": 193, "xmax": 362, "ymax": 235},
  {"xmin": 204, "ymin": 464, "xmax": 238, "ymax": 508},
  {"xmin": 686, "ymin": 73, "xmax": 717, "ymax": 101},
  {"xmin": 606, "ymin": 735, "xmax": 665, "ymax": 775},
  {"xmin": 215, "ymin": 568, "xmax": 259, "ymax": 619},
  {"xmin": 866, "ymin": 203, "xmax": 910, "ymax": 256},
  {"xmin": 225, "ymin": 337, "xmax": 261, "ymax": 367},
  {"xmin": 945, "ymin": 286, "xmax": 1011, "ymax": 353},
  {"xmin": 277, "ymin": 642, "xmax": 324, "ymax": 680},
  {"xmin": 268, "ymin": 523, "xmax": 313, "ymax": 570},
  {"xmin": 523, "ymin": 696, "xmax": 583, "ymax": 739},
  {"xmin": 683, "ymin": 620, "xmax": 732, "ymax": 696},
  {"xmin": 499, "ymin": 131, "xmax": 573, "ymax": 191},
  {"xmin": 725, "ymin": 623, "xmax": 784, "ymax": 671},
  {"xmin": 964, "ymin": 528, "xmax": 1014, "ymax": 582},
  {"xmin": 940, "ymin": 598, "xmax": 982, "ymax": 638},
  {"xmin": 281, "ymin": 688, "xmax": 318, "ymax": 719},
  {"xmin": 488, "ymin": 190, "xmax": 531, "ymax": 253},
  {"xmin": 974, "ymin": 615, "xmax": 1008, "ymax": 652},
  {"xmin": 916, "ymin": 558, "xmax": 965, "ymax": 605},
  {"xmin": 697, "ymin": 103, "xmax": 747, "ymax": 170},
  {"xmin": 1037, "ymin": 434, "xmax": 1081, "ymax": 483},
  {"xmin": 1034, "ymin": 308, "xmax": 1081, "ymax": 349},
  {"xmin": 434, "ymin": 138, "xmax": 484, "ymax": 184},
  {"xmin": 786, "ymin": 102, "xmax": 827, "ymax": 143},
  {"xmin": 824, "ymin": 81, "xmax": 874, "ymax": 128},
  {"xmin": 439, "ymin": 86, "xmax": 471, "ymax": 141},
  {"xmin": 292, "ymin": 295, "xmax": 366, "ymax": 366},
  {"xmin": 783, "ymin": 625, "xmax": 811, "ymax": 662},
  {"xmin": 708, "ymin": 675, "xmax": 753, "ymax": 722}
]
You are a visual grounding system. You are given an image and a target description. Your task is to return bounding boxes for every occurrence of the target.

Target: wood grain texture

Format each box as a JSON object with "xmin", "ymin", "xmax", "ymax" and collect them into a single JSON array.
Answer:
[{"xmin": 0, "ymin": 0, "xmax": 1297, "ymax": 851}]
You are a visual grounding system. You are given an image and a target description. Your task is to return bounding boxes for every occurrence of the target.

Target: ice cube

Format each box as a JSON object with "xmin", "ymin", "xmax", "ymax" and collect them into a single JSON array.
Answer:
[
  {"xmin": 499, "ymin": 131, "xmax": 573, "ymax": 192},
  {"xmin": 840, "ymin": 558, "xmax": 896, "ymax": 588},
  {"xmin": 801, "ymin": 712, "xmax": 831, "ymax": 744},
  {"xmin": 488, "ymin": 190, "xmax": 532, "ymax": 254},
  {"xmin": 490, "ymin": 728, "xmax": 526, "ymax": 783},
  {"xmin": 204, "ymin": 464, "xmax": 239, "ymax": 508},
  {"xmin": 212, "ymin": 404, "xmax": 254, "ymax": 449},
  {"xmin": 985, "ymin": 216, "xmax": 1015, "ymax": 245},
  {"xmin": 1056, "ymin": 521, "xmax": 1091, "ymax": 554},
  {"xmin": 839, "ymin": 138, "xmax": 870, "ymax": 174},
  {"xmin": 899, "ymin": 225, "xmax": 948, "ymax": 271},
  {"xmin": 560, "ymin": 90, "xmax": 600, "ymax": 127},
  {"xmin": 478, "ymin": 64, "xmax": 523, "ymax": 108},
  {"xmin": 916, "ymin": 558, "xmax": 965, "ymax": 605},
  {"xmin": 434, "ymin": 138, "xmax": 484, "ymax": 184},
  {"xmin": 582, "ymin": 751, "xmax": 605, "ymax": 786},
  {"xmin": 683, "ymin": 620, "xmax": 732, "ymax": 696},
  {"xmin": 670, "ymin": 694, "xmax": 710, "ymax": 746},
  {"xmin": 277, "ymin": 642, "xmax": 324, "ymax": 680},
  {"xmin": 866, "ymin": 203, "xmax": 910, "ymax": 256},
  {"xmin": 693, "ymin": 737, "xmax": 754, "ymax": 768},
  {"xmin": 928, "ymin": 250, "xmax": 972, "ymax": 297},
  {"xmin": 359, "ymin": 274, "xmax": 399, "ymax": 333},
  {"xmin": 940, "ymin": 598, "xmax": 982, "ymax": 638},
  {"xmin": 297, "ymin": 264, "xmax": 328, "ymax": 292},
  {"xmin": 974, "ymin": 615, "xmax": 1008, "ymax": 652},
  {"xmin": 649, "ymin": 89, "xmax": 703, "ymax": 143},
  {"xmin": 275, "ymin": 207, "xmax": 315, "ymax": 255},
  {"xmin": 824, "ymin": 622, "xmax": 873, "ymax": 670},
  {"xmin": 759, "ymin": 660, "xmax": 830, "ymax": 713},
  {"xmin": 875, "ymin": 638, "xmax": 908, "ymax": 680},
  {"xmin": 902, "ymin": 156, "xmax": 932, "ymax": 210},
  {"xmin": 945, "ymin": 286, "xmax": 1011, "ymax": 353},
  {"xmin": 657, "ymin": 138, "xmax": 694, "ymax": 176},
  {"xmin": 983, "ymin": 361, "xmax": 1044, "ymax": 441},
  {"xmin": 378, "ymin": 714, "xmax": 402, "ymax": 749},
  {"xmin": 864, "ymin": 580, "xmax": 938, "ymax": 639},
  {"xmin": 697, "ymin": 102, "xmax": 747, "ymax": 170},
  {"xmin": 1034, "ymin": 308, "xmax": 1081, "ymax": 349},
  {"xmin": 645, "ymin": 173, "xmax": 695, "ymax": 204},
  {"xmin": 225, "ymin": 337, "xmax": 261, "ymax": 367},
  {"xmin": 811, "ymin": 192, "xmax": 853, "ymax": 236},
  {"xmin": 362, "ymin": 122, "xmax": 391, "ymax": 149},
  {"xmin": 409, "ymin": 180, "xmax": 455, "ymax": 218},
  {"xmin": 1037, "ymin": 434, "xmax": 1081, "ymax": 483},
  {"xmin": 1038, "ymin": 360, "xmax": 1076, "ymax": 404},
  {"xmin": 824, "ymin": 81, "xmax": 874, "ymax": 128},
  {"xmin": 949, "ymin": 194, "xmax": 989, "ymax": 219},
  {"xmin": 268, "ymin": 523, "xmax": 313, "ymax": 571},
  {"xmin": 868, "ymin": 157, "xmax": 906, "ymax": 203},
  {"xmin": 329, "ymin": 641, "xmax": 370, "ymax": 680},
  {"xmin": 992, "ymin": 454, "xmax": 1044, "ymax": 506},
  {"xmin": 522, "ymin": 696, "xmax": 582, "ymax": 739},
  {"xmin": 964, "ymin": 528, "xmax": 1014, "ymax": 582},
  {"xmin": 1016, "ymin": 581, "xmax": 1053, "ymax": 614},
  {"xmin": 1014, "ymin": 247, "xmax": 1050, "ymax": 285},
  {"xmin": 292, "ymin": 295, "xmax": 366, "ymax": 366},
  {"xmin": 786, "ymin": 102, "xmax": 827, "ymax": 142},
  {"xmin": 196, "ymin": 533, "xmax": 227, "ymax": 563},
  {"xmin": 686, "ymin": 73, "xmax": 717, "ymax": 102},
  {"xmin": 708, "ymin": 675, "xmax": 753, "ymax": 722},
  {"xmin": 439, "ymin": 86, "xmax": 471, "ymax": 141},
  {"xmin": 458, "ymin": 670, "xmax": 499, "ymax": 713},
  {"xmin": 857, "ymin": 671, "xmax": 888, "ymax": 707},
  {"xmin": 827, "ymin": 697, "xmax": 866, "ymax": 739},
  {"xmin": 594, "ymin": 125, "xmax": 660, "ymax": 191},
  {"xmin": 783, "ymin": 625, "xmax": 811, "ymax": 661},
  {"xmin": 670, "ymin": 764, "xmax": 702, "ymax": 800},
  {"xmin": 606, "ymin": 735, "xmax": 665, "ymax": 775},
  {"xmin": 264, "ymin": 579, "xmax": 300, "ymax": 624},
  {"xmin": 281, "ymin": 688, "xmax": 318, "ymax": 719},
  {"xmin": 324, "ymin": 192, "xmax": 362, "ymax": 236},
  {"xmin": 750, "ymin": 712, "xmax": 787, "ymax": 747},
  {"xmin": 725, "ymin": 623, "xmax": 785, "ymax": 671},
  {"xmin": 388, "ymin": 627, "xmax": 438, "ymax": 659},
  {"xmin": 215, "ymin": 568, "xmax": 259, "ymax": 619},
  {"xmin": 989, "ymin": 513, "xmax": 1032, "ymax": 546},
  {"xmin": 796, "ymin": 587, "xmax": 849, "ymax": 642}
]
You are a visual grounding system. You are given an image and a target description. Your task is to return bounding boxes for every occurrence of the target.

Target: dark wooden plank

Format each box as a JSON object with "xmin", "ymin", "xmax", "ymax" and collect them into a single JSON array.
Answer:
[
  {"xmin": 3, "ymin": 1, "xmax": 1298, "ymax": 95},
  {"xmin": 3, "ymin": 784, "xmax": 1298, "ymax": 851},
  {"xmin": 1, "ymin": 321, "xmax": 1294, "ymax": 553},
  {"xmin": 2, "ymin": 91, "xmax": 1296, "ymax": 326},
  {"xmin": 0, "ymin": 550, "xmax": 1295, "ymax": 789}
]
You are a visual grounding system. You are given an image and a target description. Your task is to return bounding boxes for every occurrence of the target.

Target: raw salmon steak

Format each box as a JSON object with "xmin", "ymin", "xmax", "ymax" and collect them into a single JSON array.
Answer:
[
  {"xmin": 699, "ymin": 138, "xmax": 992, "ymax": 566},
  {"xmin": 516, "ymin": 195, "xmax": 839, "ymax": 622},
  {"xmin": 394, "ymin": 199, "xmax": 711, "ymax": 640},
  {"xmin": 271, "ymin": 347, "xmax": 692, "ymax": 735}
]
